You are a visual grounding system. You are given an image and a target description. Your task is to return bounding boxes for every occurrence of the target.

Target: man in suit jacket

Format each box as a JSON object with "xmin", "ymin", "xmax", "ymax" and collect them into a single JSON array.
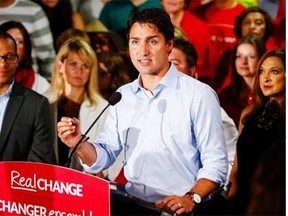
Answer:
[{"xmin": 0, "ymin": 31, "xmax": 56, "ymax": 164}]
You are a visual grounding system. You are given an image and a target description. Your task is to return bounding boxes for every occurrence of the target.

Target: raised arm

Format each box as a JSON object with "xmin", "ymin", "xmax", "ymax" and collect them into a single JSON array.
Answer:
[{"xmin": 57, "ymin": 117, "xmax": 97, "ymax": 166}]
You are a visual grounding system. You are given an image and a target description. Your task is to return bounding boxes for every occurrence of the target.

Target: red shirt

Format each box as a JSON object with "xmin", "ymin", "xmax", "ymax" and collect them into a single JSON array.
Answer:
[
  {"xmin": 180, "ymin": 10, "xmax": 210, "ymax": 79},
  {"xmin": 192, "ymin": 3, "xmax": 246, "ymax": 83}
]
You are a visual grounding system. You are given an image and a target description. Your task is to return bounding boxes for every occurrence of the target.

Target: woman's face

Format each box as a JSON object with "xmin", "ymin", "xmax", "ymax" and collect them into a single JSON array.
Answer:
[
  {"xmin": 259, "ymin": 56, "xmax": 285, "ymax": 101},
  {"xmin": 7, "ymin": 28, "xmax": 25, "ymax": 62},
  {"xmin": 60, "ymin": 51, "xmax": 91, "ymax": 88},
  {"xmin": 235, "ymin": 43, "xmax": 259, "ymax": 78},
  {"xmin": 241, "ymin": 12, "xmax": 266, "ymax": 39}
]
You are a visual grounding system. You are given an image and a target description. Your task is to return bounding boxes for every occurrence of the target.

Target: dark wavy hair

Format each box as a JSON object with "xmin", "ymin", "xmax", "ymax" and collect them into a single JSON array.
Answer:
[
  {"xmin": 242, "ymin": 49, "xmax": 285, "ymax": 125},
  {"xmin": 0, "ymin": 21, "xmax": 33, "ymax": 69},
  {"xmin": 254, "ymin": 49, "xmax": 286, "ymax": 111},
  {"xmin": 234, "ymin": 6, "xmax": 274, "ymax": 41},
  {"xmin": 127, "ymin": 7, "xmax": 174, "ymax": 43}
]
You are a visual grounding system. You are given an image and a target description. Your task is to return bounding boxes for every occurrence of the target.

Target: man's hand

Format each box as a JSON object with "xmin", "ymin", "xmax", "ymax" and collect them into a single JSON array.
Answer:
[
  {"xmin": 155, "ymin": 194, "xmax": 195, "ymax": 215},
  {"xmin": 57, "ymin": 117, "xmax": 82, "ymax": 148}
]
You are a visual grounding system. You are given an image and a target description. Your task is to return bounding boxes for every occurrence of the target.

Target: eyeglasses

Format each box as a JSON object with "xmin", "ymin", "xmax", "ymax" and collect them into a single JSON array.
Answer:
[{"xmin": 0, "ymin": 54, "xmax": 18, "ymax": 64}]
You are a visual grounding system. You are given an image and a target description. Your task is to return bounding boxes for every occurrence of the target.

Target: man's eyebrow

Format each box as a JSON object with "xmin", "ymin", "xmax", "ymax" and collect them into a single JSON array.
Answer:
[{"xmin": 130, "ymin": 35, "xmax": 159, "ymax": 40}]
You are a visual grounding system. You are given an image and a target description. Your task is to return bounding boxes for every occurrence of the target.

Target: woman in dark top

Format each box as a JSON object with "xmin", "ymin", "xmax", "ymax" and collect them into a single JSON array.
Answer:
[{"xmin": 228, "ymin": 49, "xmax": 285, "ymax": 215}]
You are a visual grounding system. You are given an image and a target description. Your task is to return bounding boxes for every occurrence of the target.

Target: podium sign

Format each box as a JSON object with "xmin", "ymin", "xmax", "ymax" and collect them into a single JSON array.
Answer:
[{"xmin": 0, "ymin": 162, "xmax": 110, "ymax": 216}]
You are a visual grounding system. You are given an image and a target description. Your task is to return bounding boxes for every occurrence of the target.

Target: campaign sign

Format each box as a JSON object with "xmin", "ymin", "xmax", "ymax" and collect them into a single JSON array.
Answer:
[{"xmin": 0, "ymin": 162, "xmax": 110, "ymax": 216}]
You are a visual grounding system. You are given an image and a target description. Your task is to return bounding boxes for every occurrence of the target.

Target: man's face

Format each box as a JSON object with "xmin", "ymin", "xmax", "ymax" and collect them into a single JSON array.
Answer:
[
  {"xmin": 0, "ymin": 38, "xmax": 18, "ymax": 89},
  {"xmin": 169, "ymin": 47, "xmax": 190, "ymax": 75},
  {"xmin": 169, "ymin": 47, "xmax": 197, "ymax": 78},
  {"xmin": 128, "ymin": 22, "xmax": 172, "ymax": 77}
]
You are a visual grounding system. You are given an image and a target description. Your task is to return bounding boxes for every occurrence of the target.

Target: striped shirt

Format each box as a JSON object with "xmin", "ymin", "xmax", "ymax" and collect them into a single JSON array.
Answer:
[{"xmin": 0, "ymin": 0, "xmax": 56, "ymax": 79}]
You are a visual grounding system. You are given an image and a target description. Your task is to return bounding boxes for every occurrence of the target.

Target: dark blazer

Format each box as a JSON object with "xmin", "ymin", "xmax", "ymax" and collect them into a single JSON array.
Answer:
[{"xmin": 0, "ymin": 82, "xmax": 56, "ymax": 164}]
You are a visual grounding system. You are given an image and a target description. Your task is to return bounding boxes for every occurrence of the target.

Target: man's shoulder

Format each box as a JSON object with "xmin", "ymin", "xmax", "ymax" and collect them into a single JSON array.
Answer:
[{"xmin": 13, "ymin": 82, "xmax": 47, "ymax": 101}]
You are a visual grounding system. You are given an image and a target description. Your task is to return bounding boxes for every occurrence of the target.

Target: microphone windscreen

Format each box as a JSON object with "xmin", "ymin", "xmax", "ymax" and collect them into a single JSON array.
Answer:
[
  {"xmin": 158, "ymin": 99, "xmax": 167, "ymax": 114},
  {"xmin": 109, "ymin": 92, "xmax": 122, "ymax": 105}
]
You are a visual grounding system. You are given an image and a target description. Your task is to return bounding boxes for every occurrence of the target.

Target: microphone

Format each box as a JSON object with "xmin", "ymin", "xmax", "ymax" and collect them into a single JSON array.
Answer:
[{"xmin": 65, "ymin": 92, "xmax": 122, "ymax": 167}]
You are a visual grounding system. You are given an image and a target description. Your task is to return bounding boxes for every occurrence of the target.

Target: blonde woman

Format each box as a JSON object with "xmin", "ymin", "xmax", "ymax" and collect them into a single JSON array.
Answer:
[{"xmin": 45, "ymin": 38, "xmax": 108, "ymax": 170}]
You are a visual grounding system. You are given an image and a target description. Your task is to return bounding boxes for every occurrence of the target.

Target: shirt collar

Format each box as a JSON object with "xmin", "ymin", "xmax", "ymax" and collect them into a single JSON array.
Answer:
[
  {"xmin": 1, "ymin": 80, "xmax": 14, "ymax": 98},
  {"xmin": 131, "ymin": 64, "xmax": 180, "ymax": 94}
]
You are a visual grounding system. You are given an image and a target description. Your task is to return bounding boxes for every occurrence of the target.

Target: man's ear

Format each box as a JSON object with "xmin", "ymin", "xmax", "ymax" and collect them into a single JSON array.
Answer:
[
  {"xmin": 167, "ymin": 39, "xmax": 174, "ymax": 54},
  {"xmin": 58, "ymin": 61, "xmax": 64, "ymax": 73},
  {"xmin": 190, "ymin": 67, "xmax": 198, "ymax": 79}
]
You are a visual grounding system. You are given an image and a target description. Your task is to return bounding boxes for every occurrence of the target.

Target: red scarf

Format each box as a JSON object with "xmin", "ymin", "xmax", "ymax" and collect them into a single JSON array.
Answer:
[{"xmin": 15, "ymin": 68, "xmax": 35, "ymax": 89}]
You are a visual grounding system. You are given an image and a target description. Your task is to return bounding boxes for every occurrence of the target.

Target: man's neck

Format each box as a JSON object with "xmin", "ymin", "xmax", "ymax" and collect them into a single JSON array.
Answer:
[
  {"xmin": 0, "ymin": 83, "xmax": 12, "ymax": 95},
  {"xmin": 0, "ymin": 0, "xmax": 15, "ymax": 8}
]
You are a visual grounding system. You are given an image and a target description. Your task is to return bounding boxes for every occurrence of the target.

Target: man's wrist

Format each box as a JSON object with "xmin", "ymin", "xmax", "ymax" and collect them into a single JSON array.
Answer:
[{"xmin": 185, "ymin": 191, "xmax": 202, "ymax": 204}]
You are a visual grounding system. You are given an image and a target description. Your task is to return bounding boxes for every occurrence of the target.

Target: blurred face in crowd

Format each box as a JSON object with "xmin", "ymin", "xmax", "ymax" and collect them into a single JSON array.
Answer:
[
  {"xmin": 59, "ymin": 51, "xmax": 90, "ymax": 89},
  {"xmin": 259, "ymin": 56, "xmax": 285, "ymax": 102},
  {"xmin": 90, "ymin": 33, "xmax": 117, "ymax": 53},
  {"xmin": 235, "ymin": 43, "xmax": 259, "ymax": 78},
  {"xmin": 7, "ymin": 28, "xmax": 24, "ymax": 62},
  {"xmin": 128, "ymin": 23, "xmax": 172, "ymax": 76},
  {"xmin": 161, "ymin": 0, "xmax": 185, "ymax": 13},
  {"xmin": 0, "ymin": 37, "xmax": 18, "ymax": 92},
  {"xmin": 98, "ymin": 62, "xmax": 112, "ymax": 93},
  {"xmin": 241, "ymin": 12, "xmax": 266, "ymax": 39},
  {"xmin": 169, "ymin": 47, "xmax": 196, "ymax": 77}
]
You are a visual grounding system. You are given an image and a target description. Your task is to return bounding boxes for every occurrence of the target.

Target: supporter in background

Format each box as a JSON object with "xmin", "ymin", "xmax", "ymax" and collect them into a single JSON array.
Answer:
[
  {"xmin": 34, "ymin": 0, "xmax": 85, "ymax": 51},
  {"xmin": 85, "ymin": 19, "xmax": 123, "ymax": 53},
  {"xmin": 169, "ymin": 38, "xmax": 198, "ymax": 78},
  {"xmin": 191, "ymin": 0, "xmax": 245, "ymax": 86},
  {"xmin": 97, "ymin": 51, "xmax": 131, "ymax": 101},
  {"xmin": 162, "ymin": 0, "xmax": 210, "ymax": 83},
  {"xmin": 0, "ymin": 0, "xmax": 55, "ymax": 79},
  {"xmin": 56, "ymin": 28, "xmax": 91, "ymax": 53},
  {"xmin": 213, "ymin": 6, "xmax": 276, "ymax": 93},
  {"xmin": 0, "ymin": 31, "xmax": 56, "ymax": 164},
  {"xmin": 0, "ymin": 21, "xmax": 50, "ymax": 95},
  {"xmin": 45, "ymin": 38, "xmax": 108, "ymax": 170},
  {"xmin": 228, "ymin": 48, "xmax": 285, "ymax": 215},
  {"xmin": 234, "ymin": 6, "xmax": 276, "ymax": 50},
  {"xmin": 218, "ymin": 35, "xmax": 266, "ymax": 128},
  {"xmin": 99, "ymin": 0, "xmax": 162, "ymax": 46}
]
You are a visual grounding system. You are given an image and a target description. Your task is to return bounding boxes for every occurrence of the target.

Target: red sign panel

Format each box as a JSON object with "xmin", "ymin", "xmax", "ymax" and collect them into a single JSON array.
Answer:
[{"xmin": 0, "ymin": 162, "xmax": 110, "ymax": 216}]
